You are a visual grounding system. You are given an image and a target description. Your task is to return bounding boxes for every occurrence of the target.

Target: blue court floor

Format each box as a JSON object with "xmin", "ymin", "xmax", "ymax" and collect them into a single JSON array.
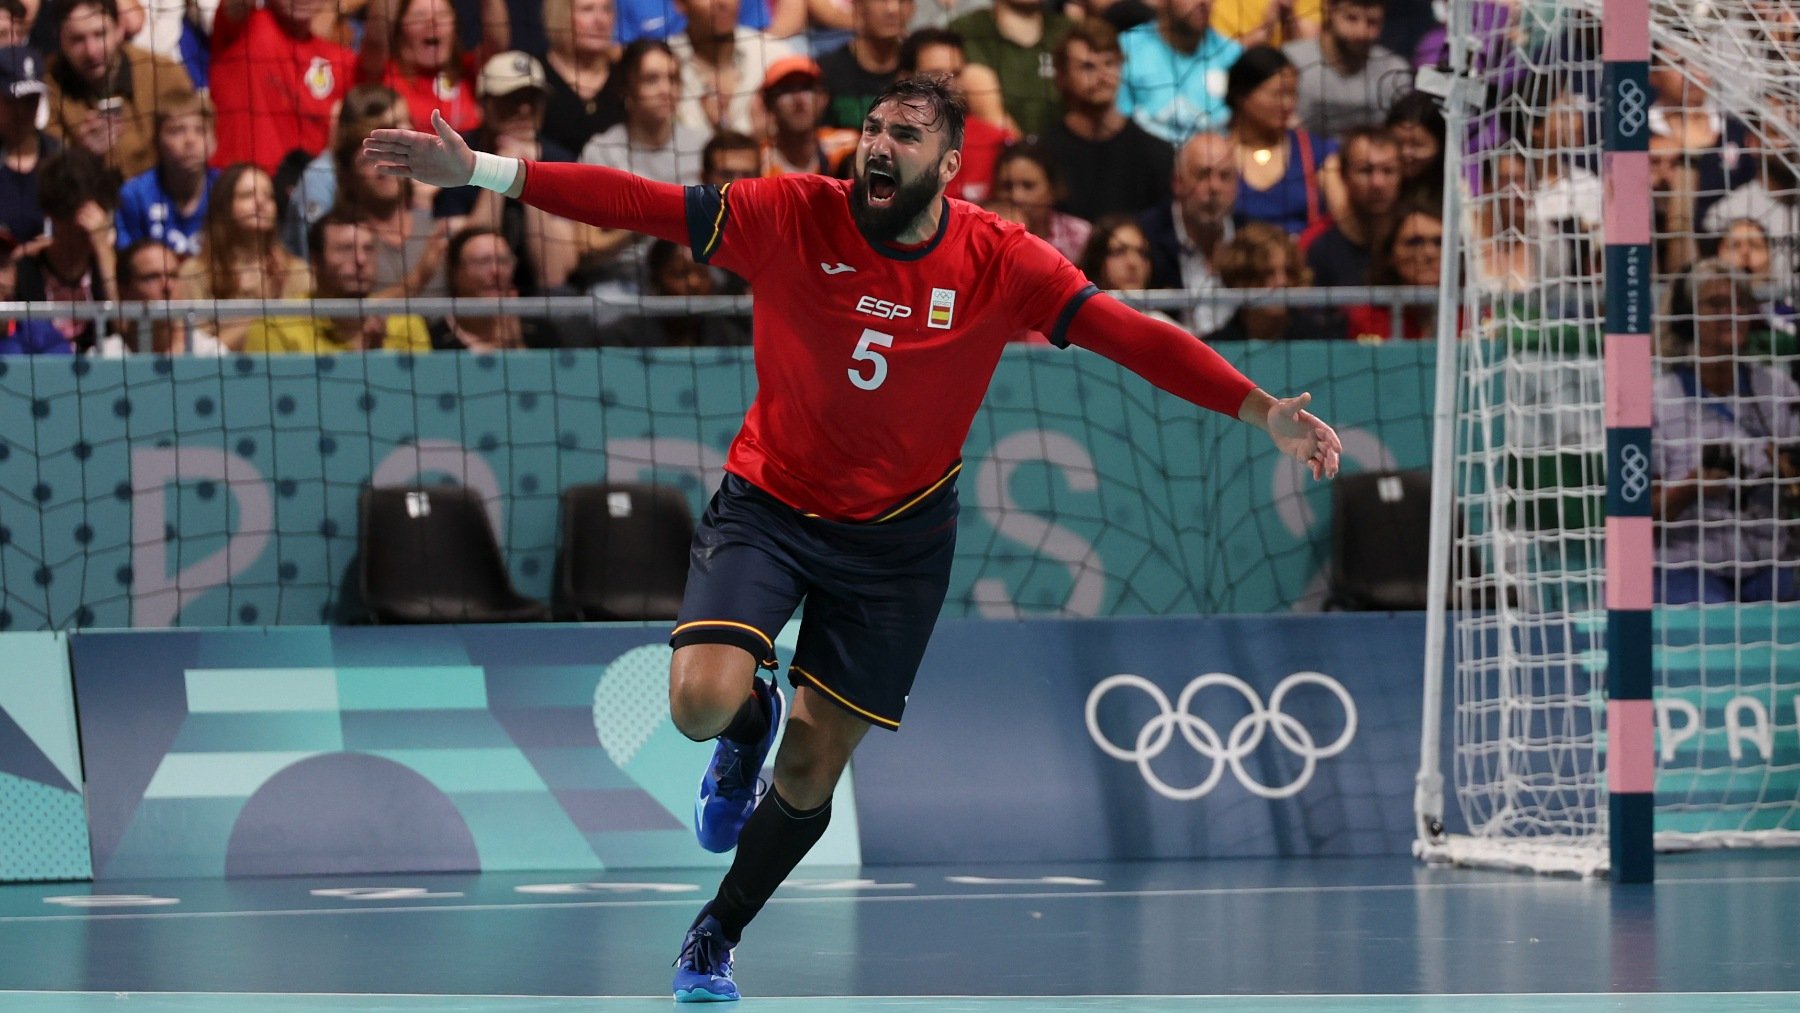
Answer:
[{"xmin": 0, "ymin": 852, "xmax": 1794, "ymax": 1011}]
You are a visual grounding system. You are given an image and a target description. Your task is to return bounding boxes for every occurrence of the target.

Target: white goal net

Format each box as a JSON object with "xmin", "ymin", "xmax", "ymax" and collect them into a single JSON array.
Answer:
[{"xmin": 1416, "ymin": 0, "xmax": 1800, "ymax": 876}]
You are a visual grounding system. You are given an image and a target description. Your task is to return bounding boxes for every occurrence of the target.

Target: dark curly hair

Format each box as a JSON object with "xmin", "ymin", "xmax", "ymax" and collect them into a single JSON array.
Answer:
[
  {"xmin": 866, "ymin": 73, "xmax": 967, "ymax": 154},
  {"xmin": 37, "ymin": 146, "xmax": 121, "ymax": 220}
]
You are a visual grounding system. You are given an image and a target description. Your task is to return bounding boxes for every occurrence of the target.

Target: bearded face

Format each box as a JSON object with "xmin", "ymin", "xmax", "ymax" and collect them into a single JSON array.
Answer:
[{"xmin": 851, "ymin": 151, "xmax": 944, "ymax": 243}]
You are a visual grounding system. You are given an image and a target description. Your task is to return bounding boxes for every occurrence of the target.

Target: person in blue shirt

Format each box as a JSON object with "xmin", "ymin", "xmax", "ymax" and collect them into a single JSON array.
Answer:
[
  {"xmin": 613, "ymin": 0, "xmax": 800, "ymax": 45},
  {"xmin": 0, "ymin": 229, "xmax": 74, "ymax": 355},
  {"xmin": 1116, "ymin": 0, "xmax": 1242, "ymax": 144},
  {"xmin": 1225, "ymin": 44, "xmax": 1337, "ymax": 236},
  {"xmin": 0, "ymin": 317, "xmax": 75, "ymax": 354},
  {"xmin": 114, "ymin": 87, "xmax": 216, "ymax": 256}
]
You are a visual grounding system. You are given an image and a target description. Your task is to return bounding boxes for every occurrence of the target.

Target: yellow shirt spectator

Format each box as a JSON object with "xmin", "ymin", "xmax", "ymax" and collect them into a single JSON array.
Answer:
[
  {"xmin": 1211, "ymin": 0, "xmax": 1321, "ymax": 47},
  {"xmin": 244, "ymin": 315, "xmax": 432, "ymax": 354},
  {"xmin": 259, "ymin": 214, "xmax": 434, "ymax": 354}
]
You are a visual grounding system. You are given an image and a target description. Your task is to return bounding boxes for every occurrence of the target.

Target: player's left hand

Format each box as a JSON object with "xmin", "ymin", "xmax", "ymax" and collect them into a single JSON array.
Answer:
[
  {"xmin": 1267, "ymin": 392, "xmax": 1342, "ymax": 480},
  {"xmin": 361, "ymin": 110, "xmax": 477, "ymax": 190}
]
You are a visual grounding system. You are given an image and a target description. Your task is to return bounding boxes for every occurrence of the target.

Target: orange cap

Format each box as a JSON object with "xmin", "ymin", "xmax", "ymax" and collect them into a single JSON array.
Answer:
[{"xmin": 761, "ymin": 55, "xmax": 824, "ymax": 95}]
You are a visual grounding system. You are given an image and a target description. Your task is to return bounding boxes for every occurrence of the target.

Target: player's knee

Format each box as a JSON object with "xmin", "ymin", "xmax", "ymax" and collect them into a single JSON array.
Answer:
[
  {"xmin": 668, "ymin": 644, "xmax": 757, "ymax": 740},
  {"xmin": 772, "ymin": 748, "xmax": 846, "ymax": 809}
]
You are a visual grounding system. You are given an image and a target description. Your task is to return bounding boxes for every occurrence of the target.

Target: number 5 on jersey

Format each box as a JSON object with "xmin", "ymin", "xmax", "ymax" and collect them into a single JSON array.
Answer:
[{"xmin": 849, "ymin": 328, "xmax": 894, "ymax": 391}]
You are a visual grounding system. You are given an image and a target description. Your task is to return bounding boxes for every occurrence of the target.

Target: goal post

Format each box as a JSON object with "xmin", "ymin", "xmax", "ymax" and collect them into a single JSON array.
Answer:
[
  {"xmin": 1599, "ymin": 0, "xmax": 1656, "ymax": 886},
  {"xmin": 1416, "ymin": 0, "xmax": 1800, "ymax": 877}
]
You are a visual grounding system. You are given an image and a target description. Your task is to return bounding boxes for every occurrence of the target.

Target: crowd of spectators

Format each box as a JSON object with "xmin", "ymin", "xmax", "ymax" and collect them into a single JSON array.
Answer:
[
  {"xmin": 1, "ymin": 0, "xmax": 1795, "ymax": 600},
  {"xmin": 0, "ymin": 0, "xmax": 1791, "ymax": 362}
]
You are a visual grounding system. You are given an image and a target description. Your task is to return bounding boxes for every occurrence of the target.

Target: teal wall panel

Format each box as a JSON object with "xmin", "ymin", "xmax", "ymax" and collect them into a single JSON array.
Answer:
[{"xmin": 0, "ymin": 345, "xmax": 1435, "ymax": 630}]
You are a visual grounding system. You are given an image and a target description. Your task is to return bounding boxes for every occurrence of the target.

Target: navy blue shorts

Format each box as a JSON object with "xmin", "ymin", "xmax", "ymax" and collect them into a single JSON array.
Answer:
[{"xmin": 669, "ymin": 472, "xmax": 959, "ymax": 730}]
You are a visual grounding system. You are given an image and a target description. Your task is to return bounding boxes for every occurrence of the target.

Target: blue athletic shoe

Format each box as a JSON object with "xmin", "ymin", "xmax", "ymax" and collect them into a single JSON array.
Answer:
[
  {"xmin": 672, "ymin": 906, "xmax": 739, "ymax": 1002},
  {"xmin": 694, "ymin": 678, "xmax": 784, "ymax": 854}
]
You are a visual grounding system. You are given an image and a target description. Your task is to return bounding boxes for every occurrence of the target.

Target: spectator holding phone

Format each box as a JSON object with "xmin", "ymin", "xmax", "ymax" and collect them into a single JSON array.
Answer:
[{"xmin": 43, "ymin": 0, "xmax": 192, "ymax": 176}]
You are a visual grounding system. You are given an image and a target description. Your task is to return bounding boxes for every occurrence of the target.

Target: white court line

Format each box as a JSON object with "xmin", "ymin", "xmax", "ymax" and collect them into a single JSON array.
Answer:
[
  {"xmin": 0, "ymin": 993, "xmax": 631, "ymax": 1001},
  {"xmin": 0, "ymin": 991, "xmax": 1796, "ymax": 1000},
  {"xmin": 1, "ymin": 872, "xmax": 1795, "ymax": 925}
]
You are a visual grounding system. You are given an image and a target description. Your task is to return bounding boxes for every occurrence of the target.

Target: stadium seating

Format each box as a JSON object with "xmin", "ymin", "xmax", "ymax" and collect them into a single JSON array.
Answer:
[
  {"xmin": 554, "ymin": 482, "xmax": 693, "ymax": 621},
  {"xmin": 358, "ymin": 484, "xmax": 553, "ymax": 623}
]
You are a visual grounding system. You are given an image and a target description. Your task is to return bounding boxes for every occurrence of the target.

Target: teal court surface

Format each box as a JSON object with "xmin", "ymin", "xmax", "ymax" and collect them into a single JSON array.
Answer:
[{"xmin": 0, "ymin": 853, "xmax": 1793, "ymax": 1011}]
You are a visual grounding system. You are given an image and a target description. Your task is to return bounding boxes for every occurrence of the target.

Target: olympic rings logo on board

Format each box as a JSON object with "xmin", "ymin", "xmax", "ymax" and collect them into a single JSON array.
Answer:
[{"xmin": 1084, "ymin": 672, "xmax": 1358, "ymax": 801}]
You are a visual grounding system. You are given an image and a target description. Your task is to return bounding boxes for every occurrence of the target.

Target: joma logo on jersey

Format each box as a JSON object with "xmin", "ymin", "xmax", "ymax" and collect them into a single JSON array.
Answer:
[{"xmin": 856, "ymin": 295, "xmax": 912, "ymax": 320}]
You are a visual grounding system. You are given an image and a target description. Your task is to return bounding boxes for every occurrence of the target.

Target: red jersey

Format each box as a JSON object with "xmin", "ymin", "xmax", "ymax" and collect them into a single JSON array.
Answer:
[
  {"xmin": 384, "ymin": 54, "xmax": 483, "ymax": 135},
  {"xmin": 210, "ymin": 7, "xmax": 357, "ymax": 173},
  {"xmin": 697, "ymin": 174, "xmax": 1094, "ymax": 521},
  {"xmin": 517, "ymin": 161, "xmax": 1258, "ymax": 520}
]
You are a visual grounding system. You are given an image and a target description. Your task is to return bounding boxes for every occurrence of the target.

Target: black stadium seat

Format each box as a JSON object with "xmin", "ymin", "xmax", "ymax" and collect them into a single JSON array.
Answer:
[
  {"xmin": 555, "ymin": 482, "xmax": 694, "ymax": 621},
  {"xmin": 1326, "ymin": 468, "xmax": 1435, "ymax": 611},
  {"xmin": 357, "ymin": 484, "xmax": 552, "ymax": 624}
]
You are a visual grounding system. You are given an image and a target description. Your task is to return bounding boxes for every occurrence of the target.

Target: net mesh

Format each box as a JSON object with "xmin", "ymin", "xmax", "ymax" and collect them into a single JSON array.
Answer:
[{"xmin": 1426, "ymin": 0, "xmax": 1800, "ymax": 875}]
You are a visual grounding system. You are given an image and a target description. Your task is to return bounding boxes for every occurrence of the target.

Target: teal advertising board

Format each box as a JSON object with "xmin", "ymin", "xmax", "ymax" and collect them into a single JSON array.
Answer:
[
  {"xmin": 1599, "ymin": 605, "xmax": 1800, "ymax": 838},
  {"xmin": 0, "ymin": 632, "xmax": 91, "ymax": 880},
  {"xmin": 28, "ymin": 603, "xmax": 1800, "ymax": 880},
  {"xmin": 68, "ymin": 624, "xmax": 859, "ymax": 879},
  {"xmin": 0, "ymin": 344, "xmax": 1435, "ymax": 630}
]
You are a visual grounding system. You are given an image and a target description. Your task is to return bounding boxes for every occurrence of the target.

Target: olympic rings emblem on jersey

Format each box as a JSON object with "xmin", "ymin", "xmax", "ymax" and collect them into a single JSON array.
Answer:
[
  {"xmin": 1614, "ymin": 77, "xmax": 1650, "ymax": 138},
  {"xmin": 1084, "ymin": 672, "xmax": 1358, "ymax": 800},
  {"xmin": 1617, "ymin": 443, "xmax": 1651, "ymax": 502}
]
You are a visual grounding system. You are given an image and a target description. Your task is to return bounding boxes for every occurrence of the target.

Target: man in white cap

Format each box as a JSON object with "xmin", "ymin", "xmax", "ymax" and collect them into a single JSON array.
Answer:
[
  {"xmin": 435, "ymin": 49, "xmax": 579, "ymax": 292},
  {"xmin": 475, "ymin": 50, "xmax": 573, "ymax": 164}
]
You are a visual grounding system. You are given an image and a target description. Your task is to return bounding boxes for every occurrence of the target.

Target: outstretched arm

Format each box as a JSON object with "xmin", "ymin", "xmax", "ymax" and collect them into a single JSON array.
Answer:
[
  {"xmin": 361, "ymin": 111, "xmax": 690, "ymax": 244},
  {"xmin": 1064, "ymin": 292, "xmax": 1343, "ymax": 480}
]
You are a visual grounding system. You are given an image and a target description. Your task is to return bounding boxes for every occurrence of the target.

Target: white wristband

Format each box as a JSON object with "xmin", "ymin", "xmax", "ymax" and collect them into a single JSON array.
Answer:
[{"xmin": 468, "ymin": 151, "xmax": 521, "ymax": 193}]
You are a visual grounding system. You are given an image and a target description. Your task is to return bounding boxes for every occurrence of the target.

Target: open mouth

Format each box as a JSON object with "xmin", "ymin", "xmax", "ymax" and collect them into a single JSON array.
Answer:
[{"xmin": 866, "ymin": 168, "xmax": 897, "ymax": 205}]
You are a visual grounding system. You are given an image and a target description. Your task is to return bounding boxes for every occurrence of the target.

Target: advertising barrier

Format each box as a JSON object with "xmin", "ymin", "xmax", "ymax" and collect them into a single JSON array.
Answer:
[
  {"xmin": 69, "ymin": 624, "xmax": 859, "ymax": 879},
  {"xmin": 0, "ymin": 632, "xmax": 91, "ymax": 881},
  {"xmin": 28, "ymin": 610, "xmax": 1797, "ymax": 878},
  {"xmin": 854, "ymin": 613, "xmax": 1429, "ymax": 863}
]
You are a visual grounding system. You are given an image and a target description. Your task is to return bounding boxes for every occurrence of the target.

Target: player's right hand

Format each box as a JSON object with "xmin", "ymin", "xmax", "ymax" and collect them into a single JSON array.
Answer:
[
  {"xmin": 1266, "ymin": 391, "xmax": 1342, "ymax": 481},
  {"xmin": 360, "ymin": 110, "xmax": 477, "ymax": 190}
]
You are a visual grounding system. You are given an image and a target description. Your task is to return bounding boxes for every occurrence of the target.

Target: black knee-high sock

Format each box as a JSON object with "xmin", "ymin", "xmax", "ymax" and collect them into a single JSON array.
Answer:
[
  {"xmin": 716, "ymin": 680, "xmax": 768, "ymax": 745},
  {"xmin": 708, "ymin": 786, "xmax": 832, "ymax": 940}
]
